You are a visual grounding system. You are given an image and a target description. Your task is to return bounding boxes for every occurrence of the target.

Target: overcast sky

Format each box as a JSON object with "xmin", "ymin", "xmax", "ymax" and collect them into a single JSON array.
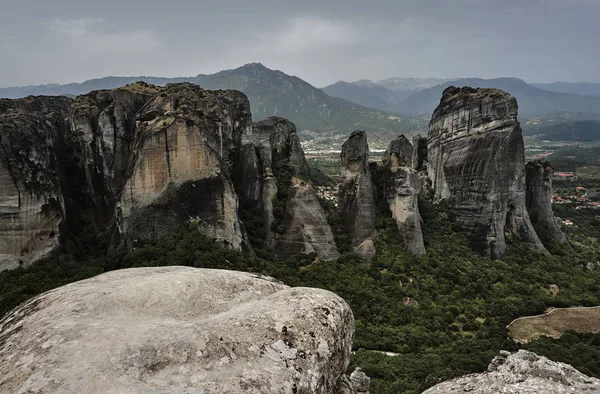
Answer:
[{"xmin": 1, "ymin": 0, "xmax": 599, "ymax": 87}]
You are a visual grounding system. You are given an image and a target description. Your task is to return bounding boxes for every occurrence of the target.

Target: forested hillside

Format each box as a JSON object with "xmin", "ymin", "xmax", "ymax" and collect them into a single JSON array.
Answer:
[{"xmin": 2, "ymin": 172, "xmax": 599, "ymax": 393}]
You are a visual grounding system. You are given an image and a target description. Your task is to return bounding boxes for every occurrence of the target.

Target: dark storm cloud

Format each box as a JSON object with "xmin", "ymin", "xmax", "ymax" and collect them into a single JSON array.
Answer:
[{"xmin": 1, "ymin": 0, "xmax": 598, "ymax": 87}]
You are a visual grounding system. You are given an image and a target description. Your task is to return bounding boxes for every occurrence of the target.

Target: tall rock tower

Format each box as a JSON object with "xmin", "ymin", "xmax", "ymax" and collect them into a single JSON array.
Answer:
[
  {"xmin": 339, "ymin": 131, "xmax": 377, "ymax": 259},
  {"xmin": 427, "ymin": 86, "xmax": 545, "ymax": 259}
]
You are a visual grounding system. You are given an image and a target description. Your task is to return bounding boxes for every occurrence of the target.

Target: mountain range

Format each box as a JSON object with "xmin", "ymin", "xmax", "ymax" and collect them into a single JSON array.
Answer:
[
  {"xmin": 531, "ymin": 82, "xmax": 600, "ymax": 97},
  {"xmin": 324, "ymin": 78, "xmax": 600, "ymax": 119},
  {"xmin": 0, "ymin": 64, "xmax": 424, "ymax": 136},
  {"xmin": 524, "ymin": 120, "xmax": 600, "ymax": 141},
  {"xmin": 3, "ymin": 64, "xmax": 600, "ymax": 140}
]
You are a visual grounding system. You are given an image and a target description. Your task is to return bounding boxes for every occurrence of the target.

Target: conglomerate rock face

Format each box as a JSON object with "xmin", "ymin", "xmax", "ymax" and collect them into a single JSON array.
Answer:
[
  {"xmin": 120, "ymin": 84, "xmax": 252, "ymax": 251},
  {"xmin": 0, "ymin": 267, "xmax": 356, "ymax": 393},
  {"xmin": 381, "ymin": 137, "xmax": 426, "ymax": 255},
  {"xmin": 339, "ymin": 131, "xmax": 377, "ymax": 259},
  {"xmin": 2, "ymin": 85, "xmax": 336, "ymax": 270},
  {"xmin": 427, "ymin": 86, "xmax": 545, "ymax": 259},
  {"xmin": 0, "ymin": 96, "xmax": 72, "ymax": 270},
  {"xmin": 423, "ymin": 350, "xmax": 600, "ymax": 394},
  {"xmin": 69, "ymin": 85, "xmax": 159, "ymax": 228},
  {"xmin": 382, "ymin": 135, "xmax": 413, "ymax": 167},
  {"xmin": 250, "ymin": 117, "xmax": 339, "ymax": 261},
  {"xmin": 525, "ymin": 161, "xmax": 569, "ymax": 250}
]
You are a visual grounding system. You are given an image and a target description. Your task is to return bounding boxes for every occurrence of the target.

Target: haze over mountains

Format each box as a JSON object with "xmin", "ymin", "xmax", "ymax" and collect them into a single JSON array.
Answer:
[
  {"xmin": 324, "ymin": 78, "xmax": 600, "ymax": 118},
  {"xmin": 2, "ymin": 63, "xmax": 600, "ymax": 140},
  {"xmin": 0, "ymin": 63, "xmax": 423, "ymax": 136}
]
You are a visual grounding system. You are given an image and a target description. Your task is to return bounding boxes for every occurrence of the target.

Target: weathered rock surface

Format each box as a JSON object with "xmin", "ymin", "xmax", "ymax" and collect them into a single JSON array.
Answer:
[
  {"xmin": 0, "ymin": 97, "xmax": 72, "ymax": 270},
  {"xmin": 382, "ymin": 135, "xmax": 412, "ymax": 167},
  {"xmin": 427, "ymin": 86, "xmax": 545, "ymax": 259},
  {"xmin": 2, "ymin": 84, "xmax": 307, "ymax": 269},
  {"xmin": 69, "ymin": 85, "xmax": 158, "ymax": 228},
  {"xmin": 0, "ymin": 267, "xmax": 355, "ymax": 393},
  {"xmin": 525, "ymin": 161, "xmax": 569, "ymax": 250},
  {"xmin": 382, "ymin": 137, "xmax": 426, "ymax": 255},
  {"xmin": 423, "ymin": 350, "xmax": 600, "ymax": 393},
  {"xmin": 121, "ymin": 84, "xmax": 251, "ymax": 251},
  {"xmin": 411, "ymin": 134, "xmax": 428, "ymax": 171},
  {"xmin": 251, "ymin": 117, "xmax": 339, "ymax": 260},
  {"xmin": 339, "ymin": 131, "xmax": 377, "ymax": 259}
]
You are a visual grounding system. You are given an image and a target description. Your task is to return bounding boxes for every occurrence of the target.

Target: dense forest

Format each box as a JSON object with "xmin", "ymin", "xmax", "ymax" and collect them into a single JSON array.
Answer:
[{"xmin": 1, "ymin": 166, "xmax": 600, "ymax": 393}]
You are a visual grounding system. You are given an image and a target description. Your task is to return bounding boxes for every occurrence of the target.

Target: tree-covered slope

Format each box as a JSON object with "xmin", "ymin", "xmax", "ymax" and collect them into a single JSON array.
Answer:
[{"xmin": 526, "ymin": 120, "xmax": 600, "ymax": 141}]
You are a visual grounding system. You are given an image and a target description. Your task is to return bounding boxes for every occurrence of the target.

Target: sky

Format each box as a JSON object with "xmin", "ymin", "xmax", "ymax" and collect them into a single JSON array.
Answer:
[{"xmin": 1, "ymin": 0, "xmax": 599, "ymax": 88}]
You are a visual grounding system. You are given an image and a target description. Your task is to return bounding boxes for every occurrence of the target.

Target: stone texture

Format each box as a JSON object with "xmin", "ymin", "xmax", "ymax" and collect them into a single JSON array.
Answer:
[
  {"xmin": 381, "ymin": 138, "xmax": 426, "ymax": 254},
  {"xmin": 427, "ymin": 86, "xmax": 545, "ymax": 259},
  {"xmin": 0, "ymin": 84, "xmax": 262, "ymax": 270},
  {"xmin": 525, "ymin": 161, "xmax": 570, "ymax": 250},
  {"xmin": 0, "ymin": 97, "xmax": 72, "ymax": 270},
  {"xmin": 0, "ymin": 266, "xmax": 355, "ymax": 394},
  {"xmin": 382, "ymin": 135, "xmax": 413, "ymax": 167},
  {"xmin": 274, "ymin": 178, "xmax": 340, "ymax": 259},
  {"xmin": 339, "ymin": 131, "xmax": 377, "ymax": 259},
  {"xmin": 423, "ymin": 350, "xmax": 600, "ymax": 393},
  {"xmin": 121, "ymin": 84, "xmax": 252, "ymax": 251},
  {"xmin": 350, "ymin": 368, "xmax": 371, "ymax": 393},
  {"xmin": 69, "ymin": 85, "xmax": 158, "ymax": 228},
  {"xmin": 252, "ymin": 117, "xmax": 339, "ymax": 261},
  {"xmin": 411, "ymin": 134, "xmax": 428, "ymax": 171}
]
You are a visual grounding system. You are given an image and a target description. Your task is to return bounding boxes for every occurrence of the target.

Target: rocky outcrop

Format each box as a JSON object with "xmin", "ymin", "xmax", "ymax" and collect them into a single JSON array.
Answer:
[
  {"xmin": 382, "ymin": 135, "xmax": 412, "ymax": 167},
  {"xmin": 411, "ymin": 134, "xmax": 428, "ymax": 171},
  {"xmin": 339, "ymin": 131, "xmax": 377, "ymax": 259},
  {"xmin": 252, "ymin": 117, "xmax": 339, "ymax": 260},
  {"xmin": 382, "ymin": 137, "xmax": 426, "ymax": 255},
  {"xmin": 1, "ymin": 85, "xmax": 304, "ymax": 269},
  {"xmin": 0, "ymin": 266, "xmax": 355, "ymax": 393},
  {"xmin": 121, "ymin": 84, "xmax": 251, "ymax": 251},
  {"xmin": 0, "ymin": 97, "xmax": 72, "ymax": 270},
  {"xmin": 427, "ymin": 86, "xmax": 544, "ymax": 259},
  {"xmin": 423, "ymin": 350, "xmax": 600, "ymax": 393},
  {"xmin": 525, "ymin": 161, "xmax": 569, "ymax": 250},
  {"xmin": 69, "ymin": 85, "xmax": 158, "ymax": 228}
]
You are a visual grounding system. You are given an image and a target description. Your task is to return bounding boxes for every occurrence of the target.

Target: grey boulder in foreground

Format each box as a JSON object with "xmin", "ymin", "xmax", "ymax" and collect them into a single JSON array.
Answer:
[
  {"xmin": 424, "ymin": 349, "xmax": 600, "ymax": 393},
  {"xmin": 0, "ymin": 267, "xmax": 355, "ymax": 393}
]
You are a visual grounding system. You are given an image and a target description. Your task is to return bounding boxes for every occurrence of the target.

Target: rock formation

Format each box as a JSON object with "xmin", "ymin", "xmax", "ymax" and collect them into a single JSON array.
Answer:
[
  {"xmin": 423, "ymin": 350, "xmax": 600, "ymax": 393},
  {"xmin": 411, "ymin": 134, "xmax": 428, "ymax": 171},
  {"xmin": 0, "ymin": 266, "xmax": 356, "ymax": 393},
  {"xmin": 381, "ymin": 137, "xmax": 426, "ymax": 255},
  {"xmin": 69, "ymin": 85, "xmax": 159, "ymax": 230},
  {"xmin": 427, "ymin": 86, "xmax": 545, "ymax": 259},
  {"xmin": 0, "ymin": 84, "xmax": 340, "ymax": 270},
  {"xmin": 382, "ymin": 135, "xmax": 412, "ymax": 167},
  {"xmin": 121, "ymin": 84, "xmax": 251, "ymax": 251},
  {"xmin": 250, "ymin": 117, "xmax": 339, "ymax": 260},
  {"xmin": 339, "ymin": 131, "xmax": 377, "ymax": 259},
  {"xmin": 0, "ymin": 96, "xmax": 72, "ymax": 271},
  {"xmin": 525, "ymin": 161, "xmax": 569, "ymax": 250}
]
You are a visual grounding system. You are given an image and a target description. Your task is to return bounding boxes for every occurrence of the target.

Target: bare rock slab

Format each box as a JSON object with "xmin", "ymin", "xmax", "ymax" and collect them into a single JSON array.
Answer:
[
  {"xmin": 0, "ymin": 267, "xmax": 355, "ymax": 393},
  {"xmin": 424, "ymin": 350, "xmax": 600, "ymax": 394}
]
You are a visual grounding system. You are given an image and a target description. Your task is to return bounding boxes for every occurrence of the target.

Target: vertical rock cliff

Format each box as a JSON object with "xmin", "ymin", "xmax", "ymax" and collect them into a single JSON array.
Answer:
[
  {"xmin": 427, "ymin": 86, "xmax": 544, "ymax": 259},
  {"xmin": 411, "ymin": 134, "xmax": 428, "ymax": 171},
  {"xmin": 381, "ymin": 137, "xmax": 426, "ymax": 255},
  {"xmin": 69, "ymin": 85, "xmax": 158, "ymax": 230},
  {"xmin": 339, "ymin": 131, "xmax": 377, "ymax": 259},
  {"xmin": 252, "ymin": 117, "xmax": 339, "ymax": 260},
  {"xmin": 0, "ymin": 85, "xmax": 342, "ymax": 270},
  {"xmin": 525, "ymin": 161, "xmax": 569, "ymax": 250},
  {"xmin": 0, "ymin": 97, "xmax": 72, "ymax": 270},
  {"xmin": 382, "ymin": 135, "xmax": 413, "ymax": 167},
  {"xmin": 121, "ymin": 84, "xmax": 251, "ymax": 251}
]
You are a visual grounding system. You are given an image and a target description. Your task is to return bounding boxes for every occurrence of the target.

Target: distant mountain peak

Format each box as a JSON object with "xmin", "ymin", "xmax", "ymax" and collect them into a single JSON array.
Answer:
[{"xmin": 239, "ymin": 62, "xmax": 268, "ymax": 70}]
